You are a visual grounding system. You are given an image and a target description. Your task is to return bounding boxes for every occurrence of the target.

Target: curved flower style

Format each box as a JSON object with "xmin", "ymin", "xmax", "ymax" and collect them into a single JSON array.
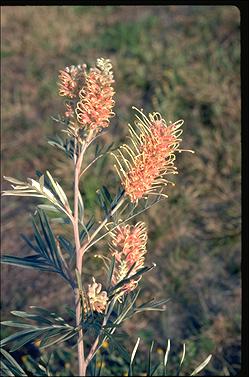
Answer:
[
  {"xmin": 110, "ymin": 222, "xmax": 147, "ymax": 295},
  {"xmin": 58, "ymin": 64, "xmax": 85, "ymax": 99},
  {"xmin": 85, "ymin": 277, "xmax": 108, "ymax": 314},
  {"xmin": 112, "ymin": 107, "xmax": 193, "ymax": 203},
  {"xmin": 76, "ymin": 58, "xmax": 115, "ymax": 131}
]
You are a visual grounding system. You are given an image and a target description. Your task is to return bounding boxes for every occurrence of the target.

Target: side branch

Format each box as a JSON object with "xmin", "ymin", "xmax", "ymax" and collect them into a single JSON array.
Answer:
[{"xmin": 80, "ymin": 194, "xmax": 126, "ymax": 254}]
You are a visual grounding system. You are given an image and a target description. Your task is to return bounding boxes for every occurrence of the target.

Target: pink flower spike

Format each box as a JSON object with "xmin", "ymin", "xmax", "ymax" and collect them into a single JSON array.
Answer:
[
  {"xmin": 110, "ymin": 222, "xmax": 148, "ymax": 296},
  {"xmin": 112, "ymin": 107, "xmax": 194, "ymax": 203},
  {"xmin": 76, "ymin": 58, "xmax": 115, "ymax": 132}
]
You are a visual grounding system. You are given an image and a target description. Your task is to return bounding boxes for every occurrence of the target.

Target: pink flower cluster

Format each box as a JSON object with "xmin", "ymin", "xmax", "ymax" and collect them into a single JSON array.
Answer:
[
  {"xmin": 110, "ymin": 222, "xmax": 147, "ymax": 295},
  {"xmin": 113, "ymin": 109, "xmax": 186, "ymax": 203},
  {"xmin": 57, "ymin": 59, "xmax": 115, "ymax": 134},
  {"xmin": 76, "ymin": 58, "xmax": 115, "ymax": 131}
]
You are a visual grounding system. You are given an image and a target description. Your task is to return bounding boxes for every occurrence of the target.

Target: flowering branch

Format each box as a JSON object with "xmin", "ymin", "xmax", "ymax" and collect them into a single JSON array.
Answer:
[{"xmin": 0, "ymin": 57, "xmax": 212, "ymax": 377}]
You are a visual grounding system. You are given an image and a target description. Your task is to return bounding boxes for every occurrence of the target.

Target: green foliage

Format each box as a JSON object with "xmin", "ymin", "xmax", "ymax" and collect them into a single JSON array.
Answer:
[
  {"xmin": 1, "ymin": 307, "xmax": 76, "ymax": 352},
  {"xmin": 48, "ymin": 134, "xmax": 75, "ymax": 160},
  {"xmin": 1, "ymin": 209, "xmax": 73, "ymax": 285},
  {"xmin": 87, "ymin": 338, "xmax": 212, "ymax": 377},
  {"xmin": 2, "ymin": 172, "xmax": 72, "ymax": 220},
  {"xmin": 0, "ymin": 348, "xmax": 27, "ymax": 376},
  {"xmin": 109, "ymin": 265, "xmax": 156, "ymax": 297}
]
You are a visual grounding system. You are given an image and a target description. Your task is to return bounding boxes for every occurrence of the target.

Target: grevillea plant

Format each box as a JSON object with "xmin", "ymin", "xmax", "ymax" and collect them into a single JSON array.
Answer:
[{"xmin": 1, "ymin": 58, "xmax": 212, "ymax": 376}]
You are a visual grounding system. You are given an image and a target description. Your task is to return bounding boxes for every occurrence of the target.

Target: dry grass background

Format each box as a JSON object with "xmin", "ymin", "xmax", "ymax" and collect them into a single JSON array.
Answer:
[{"xmin": 1, "ymin": 5, "xmax": 240, "ymax": 375}]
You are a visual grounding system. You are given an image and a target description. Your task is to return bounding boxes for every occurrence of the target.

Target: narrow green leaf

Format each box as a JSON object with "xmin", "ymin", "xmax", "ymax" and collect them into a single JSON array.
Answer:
[
  {"xmin": 114, "ymin": 290, "xmax": 141, "ymax": 326},
  {"xmin": 111, "ymin": 187, "xmax": 125, "ymax": 208},
  {"xmin": 138, "ymin": 298, "xmax": 170, "ymax": 310},
  {"xmin": 46, "ymin": 171, "xmax": 69, "ymax": 207},
  {"xmin": 37, "ymin": 210, "xmax": 57, "ymax": 265},
  {"xmin": 0, "ymin": 329, "xmax": 41, "ymax": 348},
  {"xmin": 147, "ymin": 340, "xmax": 154, "ymax": 376},
  {"xmin": 39, "ymin": 330, "xmax": 75, "ymax": 349},
  {"xmin": 58, "ymin": 236, "xmax": 74, "ymax": 257},
  {"xmin": 43, "ymin": 213, "xmax": 63, "ymax": 270},
  {"xmin": 0, "ymin": 348, "xmax": 27, "ymax": 376},
  {"xmin": 3, "ymin": 176, "xmax": 26, "ymax": 185},
  {"xmin": 27, "ymin": 178, "xmax": 54, "ymax": 201},
  {"xmin": 10, "ymin": 311, "xmax": 53, "ymax": 325},
  {"xmin": 124, "ymin": 262, "xmax": 137, "ymax": 280},
  {"xmin": 176, "ymin": 343, "xmax": 186, "ymax": 376},
  {"xmin": 50, "ymin": 217, "xmax": 69, "ymax": 225},
  {"xmin": 37, "ymin": 205, "xmax": 61, "ymax": 213},
  {"xmin": 75, "ymin": 269, "xmax": 83, "ymax": 292},
  {"xmin": 129, "ymin": 337, "xmax": 140, "ymax": 376},
  {"xmin": 36, "ymin": 210, "xmax": 65, "ymax": 278},
  {"xmin": 79, "ymin": 218, "xmax": 95, "ymax": 243},
  {"xmin": 125, "ymin": 298, "xmax": 170, "ymax": 318},
  {"xmin": 0, "ymin": 255, "xmax": 57, "ymax": 273},
  {"xmin": 10, "ymin": 331, "xmax": 46, "ymax": 352},
  {"xmin": 39, "ymin": 175, "xmax": 44, "ymax": 192},
  {"xmin": 2, "ymin": 192, "xmax": 45, "ymax": 198},
  {"xmin": 107, "ymin": 256, "xmax": 115, "ymax": 290},
  {"xmin": 39, "ymin": 327, "xmax": 68, "ymax": 347},
  {"xmin": 163, "ymin": 339, "xmax": 171, "ymax": 376},
  {"xmin": 151, "ymin": 362, "xmax": 162, "ymax": 376},
  {"xmin": 29, "ymin": 306, "xmax": 67, "ymax": 323},
  {"xmin": 103, "ymin": 331, "xmax": 130, "ymax": 363},
  {"xmin": 32, "ymin": 218, "xmax": 49, "ymax": 259},
  {"xmin": 96, "ymin": 189, "xmax": 108, "ymax": 216},
  {"xmin": 21, "ymin": 234, "xmax": 42, "ymax": 255},
  {"xmin": 78, "ymin": 190, "xmax": 84, "ymax": 223},
  {"xmin": 35, "ymin": 170, "xmax": 43, "ymax": 178},
  {"xmin": 0, "ymin": 360, "xmax": 15, "ymax": 376},
  {"xmin": 110, "ymin": 264, "xmax": 156, "ymax": 294},
  {"xmin": 190, "ymin": 354, "xmax": 212, "ymax": 376},
  {"xmin": 102, "ymin": 186, "xmax": 113, "ymax": 204},
  {"xmin": 180, "ymin": 343, "xmax": 186, "ymax": 367},
  {"xmin": 1, "ymin": 321, "xmax": 39, "ymax": 329}
]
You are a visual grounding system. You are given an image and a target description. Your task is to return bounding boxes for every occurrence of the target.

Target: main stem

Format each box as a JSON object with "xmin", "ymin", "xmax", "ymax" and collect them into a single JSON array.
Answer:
[
  {"xmin": 73, "ymin": 143, "xmax": 86, "ymax": 376},
  {"xmin": 72, "ymin": 133, "xmax": 125, "ymax": 375}
]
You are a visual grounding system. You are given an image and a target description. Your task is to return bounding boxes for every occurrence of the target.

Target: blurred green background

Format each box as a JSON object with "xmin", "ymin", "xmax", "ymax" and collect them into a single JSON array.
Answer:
[{"xmin": 1, "ymin": 5, "xmax": 241, "ymax": 376}]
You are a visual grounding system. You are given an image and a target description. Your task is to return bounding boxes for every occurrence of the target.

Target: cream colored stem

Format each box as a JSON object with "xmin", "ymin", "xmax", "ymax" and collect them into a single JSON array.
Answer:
[{"xmin": 73, "ymin": 143, "xmax": 87, "ymax": 376}]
